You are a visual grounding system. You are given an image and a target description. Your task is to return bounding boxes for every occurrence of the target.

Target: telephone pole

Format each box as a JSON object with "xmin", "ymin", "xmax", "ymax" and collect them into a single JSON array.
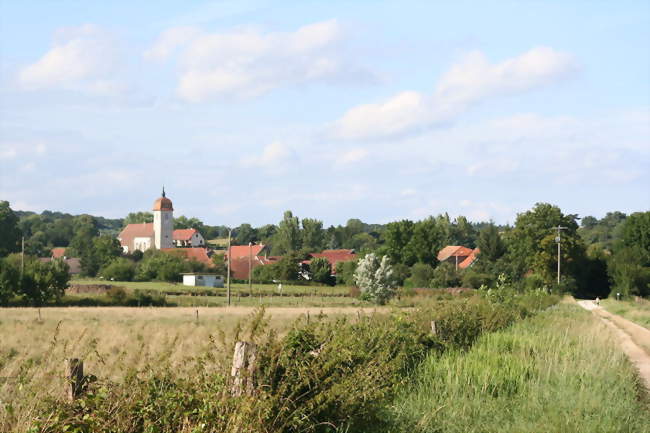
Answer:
[
  {"xmin": 227, "ymin": 228, "xmax": 232, "ymax": 306},
  {"xmin": 554, "ymin": 225, "xmax": 568, "ymax": 285},
  {"xmin": 248, "ymin": 242, "xmax": 253, "ymax": 294}
]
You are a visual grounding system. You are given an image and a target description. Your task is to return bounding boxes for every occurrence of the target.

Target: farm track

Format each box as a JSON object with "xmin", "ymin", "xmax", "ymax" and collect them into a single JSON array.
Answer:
[{"xmin": 577, "ymin": 299, "xmax": 650, "ymax": 390}]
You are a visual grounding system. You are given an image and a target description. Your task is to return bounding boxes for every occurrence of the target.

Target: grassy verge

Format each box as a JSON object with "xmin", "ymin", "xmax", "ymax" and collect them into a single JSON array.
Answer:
[
  {"xmin": 601, "ymin": 298, "xmax": 650, "ymax": 329},
  {"xmin": 387, "ymin": 303, "xmax": 650, "ymax": 433}
]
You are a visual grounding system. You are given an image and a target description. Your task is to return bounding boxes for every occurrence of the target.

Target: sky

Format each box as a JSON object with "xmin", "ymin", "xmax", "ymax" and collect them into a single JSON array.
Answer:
[{"xmin": 0, "ymin": 0, "xmax": 648, "ymax": 227}]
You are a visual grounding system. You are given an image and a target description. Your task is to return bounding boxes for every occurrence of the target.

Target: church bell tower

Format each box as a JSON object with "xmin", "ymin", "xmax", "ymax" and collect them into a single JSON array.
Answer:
[{"xmin": 152, "ymin": 187, "xmax": 174, "ymax": 249}]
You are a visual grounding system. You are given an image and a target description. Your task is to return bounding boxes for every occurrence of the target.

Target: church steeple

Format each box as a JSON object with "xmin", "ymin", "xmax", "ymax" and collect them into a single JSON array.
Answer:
[{"xmin": 162, "ymin": 186, "xmax": 166, "ymax": 198}]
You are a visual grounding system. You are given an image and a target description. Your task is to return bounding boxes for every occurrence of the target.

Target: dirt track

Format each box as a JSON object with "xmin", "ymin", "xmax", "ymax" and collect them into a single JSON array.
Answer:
[{"xmin": 577, "ymin": 299, "xmax": 650, "ymax": 390}]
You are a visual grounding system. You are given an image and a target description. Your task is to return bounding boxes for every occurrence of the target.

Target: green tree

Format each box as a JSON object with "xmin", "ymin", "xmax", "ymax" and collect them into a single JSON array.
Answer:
[
  {"xmin": 123, "ymin": 212, "xmax": 153, "ymax": 225},
  {"xmin": 135, "ymin": 250, "xmax": 187, "ymax": 282},
  {"xmin": 404, "ymin": 262, "xmax": 435, "ymax": 288},
  {"xmin": 275, "ymin": 252, "xmax": 301, "ymax": 281},
  {"xmin": 406, "ymin": 217, "xmax": 444, "ymax": 265},
  {"xmin": 477, "ymin": 223, "xmax": 506, "ymax": 262},
  {"xmin": 309, "ymin": 257, "xmax": 334, "ymax": 285},
  {"xmin": 353, "ymin": 253, "xmax": 396, "ymax": 305},
  {"xmin": 100, "ymin": 257, "xmax": 136, "ymax": 281},
  {"xmin": 9, "ymin": 255, "xmax": 70, "ymax": 306},
  {"xmin": 382, "ymin": 220, "xmax": 415, "ymax": 265},
  {"xmin": 450, "ymin": 215, "xmax": 477, "ymax": 247},
  {"xmin": 235, "ymin": 223, "xmax": 257, "ymax": 245},
  {"xmin": 608, "ymin": 246, "xmax": 650, "ymax": 297},
  {"xmin": 335, "ymin": 260, "xmax": 358, "ymax": 285},
  {"xmin": 0, "ymin": 201, "xmax": 21, "ymax": 257},
  {"xmin": 0, "ymin": 257, "xmax": 20, "ymax": 305},
  {"xmin": 275, "ymin": 211, "xmax": 301, "ymax": 254},
  {"xmin": 620, "ymin": 211, "xmax": 650, "ymax": 253},
  {"xmin": 302, "ymin": 218, "xmax": 324, "ymax": 252},
  {"xmin": 430, "ymin": 262, "xmax": 461, "ymax": 288}
]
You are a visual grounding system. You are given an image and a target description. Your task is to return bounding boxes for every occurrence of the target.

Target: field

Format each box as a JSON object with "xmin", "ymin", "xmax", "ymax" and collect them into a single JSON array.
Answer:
[
  {"xmin": 387, "ymin": 302, "xmax": 650, "ymax": 433},
  {"xmin": 601, "ymin": 298, "xmax": 650, "ymax": 329}
]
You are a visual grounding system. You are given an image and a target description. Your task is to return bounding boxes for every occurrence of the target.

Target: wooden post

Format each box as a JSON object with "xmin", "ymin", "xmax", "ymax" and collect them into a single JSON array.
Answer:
[
  {"xmin": 196, "ymin": 309, "xmax": 199, "ymax": 324},
  {"xmin": 65, "ymin": 358, "xmax": 84, "ymax": 400},
  {"xmin": 430, "ymin": 321, "xmax": 437, "ymax": 336},
  {"xmin": 230, "ymin": 341, "xmax": 257, "ymax": 396},
  {"xmin": 307, "ymin": 311, "xmax": 310, "ymax": 324}
]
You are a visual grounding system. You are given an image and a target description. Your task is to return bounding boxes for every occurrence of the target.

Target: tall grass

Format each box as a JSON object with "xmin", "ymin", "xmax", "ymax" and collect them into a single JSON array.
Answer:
[
  {"xmin": 601, "ymin": 298, "xmax": 650, "ymax": 329},
  {"xmin": 387, "ymin": 303, "xmax": 650, "ymax": 433}
]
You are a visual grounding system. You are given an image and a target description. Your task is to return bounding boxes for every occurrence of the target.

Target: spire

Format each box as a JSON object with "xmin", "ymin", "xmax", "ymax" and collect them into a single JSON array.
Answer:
[{"xmin": 162, "ymin": 186, "xmax": 166, "ymax": 198}]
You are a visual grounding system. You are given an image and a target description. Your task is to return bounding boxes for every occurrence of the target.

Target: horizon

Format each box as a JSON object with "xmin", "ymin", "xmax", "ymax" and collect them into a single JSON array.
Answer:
[{"xmin": 1, "ymin": 1, "xmax": 649, "ymax": 227}]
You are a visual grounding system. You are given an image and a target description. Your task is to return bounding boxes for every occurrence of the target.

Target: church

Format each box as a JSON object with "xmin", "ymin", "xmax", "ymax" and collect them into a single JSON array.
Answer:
[{"xmin": 118, "ymin": 189, "xmax": 206, "ymax": 254}]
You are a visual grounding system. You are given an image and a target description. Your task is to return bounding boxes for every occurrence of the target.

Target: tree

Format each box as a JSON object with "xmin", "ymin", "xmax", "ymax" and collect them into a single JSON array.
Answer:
[
  {"xmin": 335, "ymin": 260, "xmax": 357, "ymax": 285},
  {"xmin": 257, "ymin": 224, "xmax": 277, "ymax": 243},
  {"xmin": 301, "ymin": 218, "xmax": 324, "ymax": 252},
  {"xmin": 608, "ymin": 246, "xmax": 650, "ymax": 297},
  {"xmin": 275, "ymin": 211, "xmax": 301, "ymax": 254},
  {"xmin": 235, "ymin": 223, "xmax": 257, "ymax": 245},
  {"xmin": 79, "ymin": 235, "xmax": 122, "ymax": 277},
  {"xmin": 135, "ymin": 250, "xmax": 187, "ymax": 282},
  {"xmin": 353, "ymin": 253, "xmax": 396, "ymax": 305},
  {"xmin": 382, "ymin": 220, "xmax": 415, "ymax": 265},
  {"xmin": 0, "ymin": 257, "xmax": 20, "ymax": 305},
  {"xmin": 620, "ymin": 211, "xmax": 650, "ymax": 253},
  {"xmin": 100, "ymin": 258, "xmax": 136, "ymax": 281},
  {"xmin": 404, "ymin": 262, "xmax": 435, "ymax": 288},
  {"xmin": 0, "ymin": 201, "xmax": 21, "ymax": 257},
  {"xmin": 477, "ymin": 223, "xmax": 506, "ymax": 262},
  {"xmin": 405, "ymin": 217, "xmax": 444, "ymax": 265},
  {"xmin": 430, "ymin": 262, "xmax": 461, "ymax": 288},
  {"xmin": 123, "ymin": 212, "xmax": 153, "ymax": 225},
  {"xmin": 310, "ymin": 257, "xmax": 334, "ymax": 285},
  {"xmin": 275, "ymin": 252, "xmax": 302, "ymax": 281},
  {"xmin": 8, "ymin": 255, "xmax": 70, "ymax": 306},
  {"xmin": 450, "ymin": 215, "xmax": 477, "ymax": 247}
]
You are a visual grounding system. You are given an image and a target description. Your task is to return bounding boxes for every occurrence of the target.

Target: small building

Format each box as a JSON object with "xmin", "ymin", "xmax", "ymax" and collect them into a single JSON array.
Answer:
[
  {"xmin": 182, "ymin": 273, "xmax": 224, "ymax": 288},
  {"xmin": 437, "ymin": 246, "xmax": 480, "ymax": 270},
  {"xmin": 173, "ymin": 228, "xmax": 205, "ymax": 248}
]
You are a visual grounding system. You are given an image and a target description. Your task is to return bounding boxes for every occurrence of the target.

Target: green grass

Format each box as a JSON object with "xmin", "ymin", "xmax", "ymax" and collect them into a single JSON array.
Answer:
[
  {"xmin": 387, "ymin": 303, "xmax": 650, "ymax": 433},
  {"xmin": 72, "ymin": 277, "xmax": 350, "ymax": 297},
  {"xmin": 601, "ymin": 298, "xmax": 650, "ymax": 329}
]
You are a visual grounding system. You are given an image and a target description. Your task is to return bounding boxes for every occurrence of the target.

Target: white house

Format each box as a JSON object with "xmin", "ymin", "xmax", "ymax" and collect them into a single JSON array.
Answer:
[
  {"xmin": 182, "ymin": 273, "xmax": 224, "ymax": 288},
  {"xmin": 173, "ymin": 228, "xmax": 205, "ymax": 248}
]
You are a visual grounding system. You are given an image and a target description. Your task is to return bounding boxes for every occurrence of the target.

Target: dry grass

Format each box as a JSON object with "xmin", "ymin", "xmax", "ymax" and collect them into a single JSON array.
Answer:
[{"xmin": 0, "ymin": 306, "xmax": 387, "ymax": 431}]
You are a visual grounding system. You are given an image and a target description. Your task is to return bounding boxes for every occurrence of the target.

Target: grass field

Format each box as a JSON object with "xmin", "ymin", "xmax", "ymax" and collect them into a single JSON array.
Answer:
[
  {"xmin": 0, "ymin": 305, "xmax": 388, "ymax": 431},
  {"xmin": 72, "ymin": 277, "xmax": 351, "ymax": 297},
  {"xmin": 601, "ymin": 298, "xmax": 650, "ymax": 330},
  {"xmin": 387, "ymin": 303, "xmax": 650, "ymax": 433}
]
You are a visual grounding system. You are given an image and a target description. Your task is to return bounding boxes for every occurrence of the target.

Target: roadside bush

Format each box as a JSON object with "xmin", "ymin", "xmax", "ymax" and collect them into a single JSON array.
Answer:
[{"xmin": 100, "ymin": 258, "xmax": 136, "ymax": 282}]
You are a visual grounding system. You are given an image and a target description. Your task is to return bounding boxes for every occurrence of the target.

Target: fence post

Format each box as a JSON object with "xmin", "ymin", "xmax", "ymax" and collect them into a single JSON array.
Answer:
[
  {"xmin": 430, "ymin": 321, "xmax": 437, "ymax": 336},
  {"xmin": 65, "ymin": 358, "xmax": 84, "ymax": 401},
  {"xmin": 230, "ymin": 341, "xmax": 257, "ymax": 396}
]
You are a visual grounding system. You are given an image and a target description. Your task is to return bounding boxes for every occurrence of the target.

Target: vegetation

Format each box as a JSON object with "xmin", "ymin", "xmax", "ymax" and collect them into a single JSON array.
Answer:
[
  {"xmin": 601, "ymin": 298, "xmax": 650, "ymax": 329},
  {"xmin": 387, "ymin": 303, "xmax": 650, "ymax": 433},
  {"xmin": 354, "ymin": 253, "xmax": 397, "ymax": 304}
]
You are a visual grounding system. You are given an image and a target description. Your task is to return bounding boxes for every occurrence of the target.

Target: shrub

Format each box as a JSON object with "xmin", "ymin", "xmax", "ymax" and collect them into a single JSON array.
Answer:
[
  {"xmin": 404, "ymin": 262, "xmax": 435, "ymax": 288},
  {"xmin": 354, "ymin": 253, "xmax": 397, "ymax": 305},
  {"xmin": 430, "ymin": 262, "xmax": 461, "ymax": 288},
  {"xmin": 309, "ymin": 257, "xmax": 334, "ymax": 285},
  {"xmin": 106, "ymin": 286, "xmax": 128, "ymax": 304},
  {"xmin": 461, "ymin": 269, "xmax": 494, "ymax": 289},
  {"xmin": 100, "ymin": 258, "xmax": 136, "ymax": 282}
]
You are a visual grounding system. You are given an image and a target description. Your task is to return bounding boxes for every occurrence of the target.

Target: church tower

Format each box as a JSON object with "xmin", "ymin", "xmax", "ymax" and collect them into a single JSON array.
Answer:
[{"xmin": 152, "ymin": 187, "xmax": 174, "ymax": 249}]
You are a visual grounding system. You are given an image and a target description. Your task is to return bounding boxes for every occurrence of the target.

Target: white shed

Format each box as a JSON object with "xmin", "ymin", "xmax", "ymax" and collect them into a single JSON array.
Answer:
[{"xmin": 182, "ymin": 273, "xmax": 224, "ymax": 288}]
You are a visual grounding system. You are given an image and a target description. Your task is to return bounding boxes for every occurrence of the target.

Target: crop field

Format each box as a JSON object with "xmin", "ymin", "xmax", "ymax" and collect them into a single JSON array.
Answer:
[{"xmin": 601, "ymin": 298, "xmax": 650, "ymax": 329}]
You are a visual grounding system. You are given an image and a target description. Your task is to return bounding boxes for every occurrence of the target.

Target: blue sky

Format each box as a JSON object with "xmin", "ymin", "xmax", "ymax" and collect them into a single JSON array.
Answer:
[{"xmin": 1, "ymin": 0, "xmax": 648, "ymax": 227}]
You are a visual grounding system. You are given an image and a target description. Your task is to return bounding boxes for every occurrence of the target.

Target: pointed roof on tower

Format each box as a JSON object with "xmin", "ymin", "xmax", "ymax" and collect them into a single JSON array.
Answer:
[{"xmin": 153, "ymin": 187, "xmax": 173, "ymax": 211}]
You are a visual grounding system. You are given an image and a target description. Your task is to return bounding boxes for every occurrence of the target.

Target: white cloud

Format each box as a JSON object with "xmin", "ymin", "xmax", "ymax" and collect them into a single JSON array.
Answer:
[
  {"xmin": 146, "ymin": 19, "xmax": 364, "ymax": 101},
  {"xmin": 144, "ymin": 26, "xmax": 200, "ymax": 60},
  {"xmin": 333, "ymin": 47, "xmax": 576, "ymax": 140},
  {"xmin": 241, "ymin": 141, "xmax": 296, "ymax": 172},
  {"xmin": 19, "ymin": 24, "xmax": 122, "ymax": 94},
  {"xmin": 339, "ymin": 147, "xmax": 369, "ymax": 164}
]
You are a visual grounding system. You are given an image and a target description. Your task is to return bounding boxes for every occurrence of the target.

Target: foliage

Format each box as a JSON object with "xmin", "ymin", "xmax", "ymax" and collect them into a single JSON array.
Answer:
[
  {"xmin": 608, "ymin": 246, "xmax": 650, "ymax": 297},
  {"xmin": 234, "ymin": 223, "xmax": 257, "ymax": 245},
  {"xmin": 335, "ymin": 259, "xmax": 357, "ymax": 285},
  {"xmin": 274, "ymin": 210, "xmax": 301, "ymax": 254},
  {"xmin": 0, "ymin": 257, "xmax": 20, "ymax": 305},
  {"xmin": 301, "ymin": 218, "xmax": 325, "ymax": 252},
  {"xmin": 620, "ymin": 211, "xmax": 650, "ymax": 253},
  {"xmin": 430, "ymin": 262, "xmax": 461, "ymax": 288},
  {"xmin": 353, "ymin": 253, "xmax": 397, "ymax": 305},
  {"xmin": 135, "ymin": 250, "xmax": 189, "ymax": 282},
  {"xmin": 461, "ymin": 268, "xmax": 494, "ymax": 289},
  {"xmin": 123, "ymin": 211, "xmax": 153, "ymax": 225},
  {"xmin": 309, "ymin": 257, "xmax": 334, "ymax": 285},
  {"xmin": 3, "ymin": 254, "xmax": 70, "ymax": 306},
  {"xmin": 477, "ymin": 223, "xmax": 506, "ymax": 262},
  {"xmin": 0, "ymin": 201, "xmax": 21, "ymax": 257},
  {"xmin": 404, "ymin": 262, "xmax": 435, "ymax": 288},
  {"xmin": 100, "ymin": 257, "xmax": 136, "ymax": 281}
]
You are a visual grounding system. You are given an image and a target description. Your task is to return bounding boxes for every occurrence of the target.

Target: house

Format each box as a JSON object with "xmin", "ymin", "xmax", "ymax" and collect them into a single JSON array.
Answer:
[
  {"xmin": 182, "ymin": 273, "xmax": 224, "ymax": 288},
  {"xmin": 51, "ymin": 247, "xmax": 67, "ymax": 259},
  {"xmin": 39, "ymin": 256, "xmax": 82, "ymax": 275},
  {"xmin": 307, "ymin": 249, "xmax": 357, "ymax": 274},
  {"xmin": 226, "ymin": 244, "xmax": 268, "ymax": 261},
  {"xmin": 437, "ymin": 246, "xmax": 480, "ymax": 270},
  {"xmin": 161, "ymin": 247, "xmax": 214, "ymax": 267},
  {"xmin": 173, "ymin": 228, "xmax": 205, "ymax": 248}
]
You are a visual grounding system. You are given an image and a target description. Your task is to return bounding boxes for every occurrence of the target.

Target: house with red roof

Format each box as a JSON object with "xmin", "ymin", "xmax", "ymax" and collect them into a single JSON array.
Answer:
[
  {"xmin": 437, "ymin": 246, "xmax": 480, "ymax": 270},
  {"xmin": 172, "ymin": 228, "xmax": 205, "ymax": 248}
]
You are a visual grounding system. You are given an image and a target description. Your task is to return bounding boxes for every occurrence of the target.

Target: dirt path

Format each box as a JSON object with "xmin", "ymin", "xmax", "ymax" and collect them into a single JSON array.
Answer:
[{"xmin": 577, "ymin": 299, "xmax": 650, "ymax": 390}]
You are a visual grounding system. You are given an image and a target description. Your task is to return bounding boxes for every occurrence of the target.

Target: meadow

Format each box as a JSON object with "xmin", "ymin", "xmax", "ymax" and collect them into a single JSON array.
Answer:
[
  {"xmin": 601, "ymin": 298, "xmax": 650, "ymax": 329},
  {"xmin": 387, "ymin": 302, "xmax": 650, "ymax": 433}
]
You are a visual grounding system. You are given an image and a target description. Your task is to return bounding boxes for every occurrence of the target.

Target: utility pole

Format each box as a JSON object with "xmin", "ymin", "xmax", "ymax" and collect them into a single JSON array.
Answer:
[
  {"xmin": 20, "ymin": 236, "xmax": 25, "ymax": 281},
  {"xmin": 554, "ymin": 225, "xmax": 568, "ymax": 285},
  {"xmin": 227, "ymin": 228, "xmax": 232, "ymax": 306},
  {"xmin": 248, "ymin": 242, "xmax": 252, "ymax": 294}
]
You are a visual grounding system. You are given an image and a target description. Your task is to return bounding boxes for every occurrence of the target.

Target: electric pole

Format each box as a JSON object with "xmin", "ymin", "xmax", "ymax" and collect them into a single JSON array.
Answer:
[
  {"xmin": 227, "ymin": 228, "xmax": 231, "ymax": 306},
  {"xmin": 248, "ymin": 242, "xmax": 252, "ymax": 294},
  {"xmin": 554, "ymin": 225, "xmax": 568, "ymax": 285}
]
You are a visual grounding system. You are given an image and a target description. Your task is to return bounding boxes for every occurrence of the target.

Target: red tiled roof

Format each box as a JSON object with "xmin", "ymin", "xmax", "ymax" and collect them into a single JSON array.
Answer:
[
  {"xmin": 51, "ymin": 247, "xmax": 66, "ymax": 259},
  {"xmin": 437, "ymin": 246, "xmax": 474, "ymax": 262},
  {"xmin": 459, "ymin": 248, "xmax": 480, "ymax": 269},
  {"xmin": 227, "ymin": 244, "xmax": 266, "ymax": 260},
  {"xmin": 228, "ymin": 255, "xmax": 274, "ymax": 280},
  {"xmin": 310, "ymin": 249, "xmax": 357, "ymax": 273},
  {"xmin": 161, "ymin": 247, "xmax": 213, "ymax": 267},
  {"xmin": 118, "ymin": 223, "xmax": 154, "ymax": 248},
  {"xmin": 173, "ymin": 228, "xmax": 198, "ymax": 241}
]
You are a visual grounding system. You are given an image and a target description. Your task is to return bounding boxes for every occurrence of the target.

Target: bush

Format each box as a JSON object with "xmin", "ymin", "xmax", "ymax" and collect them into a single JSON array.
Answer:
[
  {"xmin": 461, "ymin": 269, "xmax": 494, "ymax": 289},
  {"xmin": 309, "ymin": 257, "xmax": 335, "ymax": 285},
  {"xmin": 335, "ymin": 260, "xmax": 358, "ymax": 285},
  {"xmin": 404, "ymin": 263, "xmax": 435, "ymax": 288},
  {"xmin": 106, "ymin": 286, "xmax": 128, "ymax": 304},
  {"xmin": 100, "ymin": 258, "xmax": 136, "ymax": 282},
  {"xmin": 430, "ymin": 262, "xmax": 461, "ymax": 288}
]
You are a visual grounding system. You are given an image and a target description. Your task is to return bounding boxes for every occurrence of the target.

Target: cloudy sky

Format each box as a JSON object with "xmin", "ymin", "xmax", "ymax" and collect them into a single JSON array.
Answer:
[{"xmin": 1, "ymin": 0, "xmax": 648, "ymax": 227}]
